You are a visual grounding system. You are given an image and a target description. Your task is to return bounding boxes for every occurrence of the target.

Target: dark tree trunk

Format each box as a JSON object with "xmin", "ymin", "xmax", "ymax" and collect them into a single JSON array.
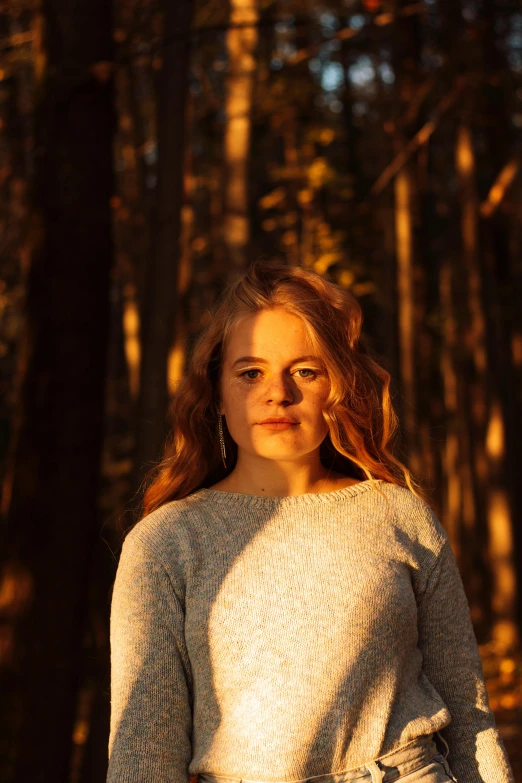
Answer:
[
  {"xmin": 480, "ymin": 0, "xmax": 521, "ymax": 640},
  {"xmin": 0, "ymin": 0, "xmax": 114, "ymax": 780},
  {"xmin": 133, "ymin": 0, "xmax": 194, "ymax": 490}
]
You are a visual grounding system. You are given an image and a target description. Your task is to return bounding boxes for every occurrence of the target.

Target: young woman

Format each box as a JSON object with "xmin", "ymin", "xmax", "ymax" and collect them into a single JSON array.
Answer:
[{"xmin": 107, "ymin": 261, "xmax": 514, "ymax": 783}]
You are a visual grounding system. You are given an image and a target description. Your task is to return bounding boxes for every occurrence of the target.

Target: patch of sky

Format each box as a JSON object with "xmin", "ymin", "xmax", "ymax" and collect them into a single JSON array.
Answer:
[
  {"xmin": 322, "ymin": 61, "xmax": 345, "ymax": 91},
  {"xmin": 349, "ymin": 14, "xmax": 366, "ymax": 30},
  {"xmin": 329, "ymin": 98, "xmax": 343, "ymax": 113},
  {"xmin": 507, "ymin": 32, "xmax": 522, "ymax": 49},
  {"xmin": 319, "ymin": 12, "xmax": 339, "ymax": 30},
  {"xmin": 309, "ymin": 58, "xmax": 322, "ymax": 73},
  {"xmin": 347, "ymin": 55, "xmax": 375, "ymax": 88},
  {"xmin": 277, "ymin": 42, "xmax": 296, "ymax": 57},
  {"xmin": 326, "ymin": 39, "xmax": 342, "ymax": 52},
  {"xmin": 379, "ymin": 62, "xmax": 395, "ymax": 84},
  {"xmin": 270, "ymin": 57, "xmax": 284, "ymax": 70}
]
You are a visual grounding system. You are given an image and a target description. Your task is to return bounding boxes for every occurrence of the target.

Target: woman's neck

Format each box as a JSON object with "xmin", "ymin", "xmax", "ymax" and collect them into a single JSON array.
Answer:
[{"xmin": 210, "ymin": 454, "xmax": 361, "ymax": 497}]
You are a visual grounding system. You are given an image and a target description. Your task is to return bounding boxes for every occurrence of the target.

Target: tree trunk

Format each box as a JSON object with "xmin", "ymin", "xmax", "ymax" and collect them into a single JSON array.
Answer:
[
  {"xmin": 0, "ymin": 0, "xmax": 114, "ymax": 779},
  {"xmin": 222, "ymin": 0, "xmax": 259, "ymax": 276},
  {"xmin": 479, "ymin": 0, "xmax": 520, "ymax": 644},
  {"xmin": 134, "ymin": 0, "xmax": 193, "ymax": 487},
  {"xmin": 390, "ymin": 4, "xmax": 423, "ymax": 480}
]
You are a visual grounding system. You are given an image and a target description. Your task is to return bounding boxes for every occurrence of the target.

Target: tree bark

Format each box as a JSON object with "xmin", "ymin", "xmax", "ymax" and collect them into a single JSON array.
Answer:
[
  {"xmin": 134, "ymin": 0, "xmax": 193, "ymax": 487},
  {"xmin": 0, "ymin": 0, "xmax": 114, "ymax": 779},
  {"xmin": 222, "ymin": 0, "xmax": 259, "ymax": 276}
]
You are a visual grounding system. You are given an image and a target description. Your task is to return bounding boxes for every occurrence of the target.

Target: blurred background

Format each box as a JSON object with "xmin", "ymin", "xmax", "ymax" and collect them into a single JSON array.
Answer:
[{"xmin": 1, "ymin": 0, "xmax": 521, "ymax": 781}]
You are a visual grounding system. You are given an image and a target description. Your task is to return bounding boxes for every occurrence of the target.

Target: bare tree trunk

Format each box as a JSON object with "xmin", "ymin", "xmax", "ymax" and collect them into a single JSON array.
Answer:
[
  {"xmin": 222, "ymin": 0, "xmax": 259, "ymax": 276},
  {"xmin": 0, "ymin": 0, "xmax": 114, "ymax": 778},
  {"xmin": 455, "ymin": 122, "xmax": 517, "ymax": 645},
  {"xmin": 134, "ymin": 0, "xmax": 193, "ymax": 486},
  {"xmin": 390, "ymin": 4, "xmax": 423, "ymax": 480},
  {"xmin": 393, "ymin": 166, "xmax": 419, "ymax": 472},
  {"xmin": 480, "ymin": 0, "xmax": 520, "ymax": 646}
]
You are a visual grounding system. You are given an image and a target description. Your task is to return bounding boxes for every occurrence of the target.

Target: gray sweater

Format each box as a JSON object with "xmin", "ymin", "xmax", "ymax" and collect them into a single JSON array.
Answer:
[{"xmin": 107, "ymin": 479, "xmax": 514, "ymax": 783}]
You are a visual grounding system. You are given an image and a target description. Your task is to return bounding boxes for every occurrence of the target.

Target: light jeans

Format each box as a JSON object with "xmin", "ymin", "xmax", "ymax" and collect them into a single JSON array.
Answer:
[{"xmin": 197, "ymin": 732, "xmax": 457, "ymax": 783}]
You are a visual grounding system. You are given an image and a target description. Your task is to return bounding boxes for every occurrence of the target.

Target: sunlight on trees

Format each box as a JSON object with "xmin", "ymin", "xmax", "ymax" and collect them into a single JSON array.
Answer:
[{"xmin": 1, "ymin": 0, "xmax": 522, "ymax": 780}]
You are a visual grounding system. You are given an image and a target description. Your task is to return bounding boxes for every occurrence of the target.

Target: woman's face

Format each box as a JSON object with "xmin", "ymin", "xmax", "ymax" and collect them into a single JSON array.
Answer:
[{"xmin": 219, "ymin": 307, "xmax": 331, "ymax": 463}]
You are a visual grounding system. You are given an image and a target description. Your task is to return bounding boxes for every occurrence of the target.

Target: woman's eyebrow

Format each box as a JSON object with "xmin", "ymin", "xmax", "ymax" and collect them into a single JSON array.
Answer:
[{"xmin": 231, "ymin": 355, "xmax": 322, "ymax": 367}]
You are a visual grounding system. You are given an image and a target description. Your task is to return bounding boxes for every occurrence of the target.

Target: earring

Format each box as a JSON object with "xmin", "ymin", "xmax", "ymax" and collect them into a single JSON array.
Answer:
[{"xmin": 218, "ymin": 413, "xmax": 227, "ymax": 468}]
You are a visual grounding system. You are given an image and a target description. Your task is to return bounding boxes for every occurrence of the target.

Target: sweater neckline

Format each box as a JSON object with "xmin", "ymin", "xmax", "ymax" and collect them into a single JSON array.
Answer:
[{"xmin": 192, "ymin": 478, "xmax": 385, "ymax": 508}]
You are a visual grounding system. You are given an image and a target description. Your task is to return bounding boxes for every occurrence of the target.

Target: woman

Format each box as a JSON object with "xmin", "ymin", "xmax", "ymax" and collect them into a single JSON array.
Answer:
[{"xmin": 107, "ymin": 261, "xmax": 514, "ymax": 783}]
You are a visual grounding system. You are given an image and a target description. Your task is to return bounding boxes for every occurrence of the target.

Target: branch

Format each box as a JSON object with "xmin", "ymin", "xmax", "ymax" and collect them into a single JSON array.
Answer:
[
  {"xmin": 480, "ymin": 158, "xmax": 520, "ymax": 217},
  {"xmin": 0, "ymin": 31, "xmax": 34, "ymax": 51},
  {"xmin": 286, "ymin": 3, "xmax": 426, "ymax": 67},
  {"xmin": 396, "ymin": 75, "xmax": 437, "ymax": 129},
  {"xmin": 140, "ymin": 3, "xmax": 427, "ymax": 60},
  {"xmin": 370, "ymin": 77, "xmax": 468, "ymax": 196}
]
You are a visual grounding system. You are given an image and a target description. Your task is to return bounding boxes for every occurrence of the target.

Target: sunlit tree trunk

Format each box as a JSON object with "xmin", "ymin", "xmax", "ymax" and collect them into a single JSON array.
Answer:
[
  {"xmin": 222, "ymin": 0, "xmax": 259, "ymax": 275},
  {"xmin": 393, "ymin": 167, "xmax": 418, "ymax": 472},
  {"xmin": 391, "ymin": 6, "xmax": 423, "ymax": 480},
  {"xmin": 454, "ymin": 122, "xmax": 494, "ymax": 621},
  {"xmin": 438, "ymin": 260, "xmax": 462, "ymax": 560},
  {"xmin": 0, "ymin": 0, "xmax": 114, "ymax": 778}
]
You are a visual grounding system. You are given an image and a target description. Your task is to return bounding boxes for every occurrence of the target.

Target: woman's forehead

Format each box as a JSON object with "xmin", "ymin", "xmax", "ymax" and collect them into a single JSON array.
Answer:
[{"xmin": 224, "ymin": 309, "xmax": 317, "ymax": 359}]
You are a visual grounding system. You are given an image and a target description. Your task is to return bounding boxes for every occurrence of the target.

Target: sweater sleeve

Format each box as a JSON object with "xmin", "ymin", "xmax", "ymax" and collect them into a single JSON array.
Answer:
[
  {"xmin": 107, "ymin": 531, "xmax": 193, "ymax": 783},
  {"xmin": 417, "ymin": 534, "xmax": 514, "ymax": 783}
]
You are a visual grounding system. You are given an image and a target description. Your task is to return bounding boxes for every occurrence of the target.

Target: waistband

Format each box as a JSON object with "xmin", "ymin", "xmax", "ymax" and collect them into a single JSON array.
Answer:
[{"xmin": 197, "ymin": 732, "xmax": 440, "ymax": 783}]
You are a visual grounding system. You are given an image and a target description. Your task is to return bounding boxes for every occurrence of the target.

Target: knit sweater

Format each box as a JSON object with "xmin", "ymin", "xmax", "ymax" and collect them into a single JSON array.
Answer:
[{"xmin": 107, "ymin": 479, "xmax": 514, "ymax": 783}]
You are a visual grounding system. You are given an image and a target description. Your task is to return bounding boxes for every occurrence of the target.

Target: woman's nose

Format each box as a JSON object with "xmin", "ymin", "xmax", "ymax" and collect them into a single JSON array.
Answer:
[{"xmin": 265, "ymin": 374, "xmax": 294, "ymax": 404}]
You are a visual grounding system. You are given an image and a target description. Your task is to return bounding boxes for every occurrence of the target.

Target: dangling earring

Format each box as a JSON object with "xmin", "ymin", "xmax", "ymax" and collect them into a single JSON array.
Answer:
[{"xmin": 218, "ymin": 413, "xmax": 227, "ymax": 468}]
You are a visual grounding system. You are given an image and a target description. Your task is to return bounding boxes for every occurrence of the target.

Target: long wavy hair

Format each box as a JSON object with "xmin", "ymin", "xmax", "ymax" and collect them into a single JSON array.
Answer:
[{"xmin": 141, "ymin": 260, "xmax": 426, "ymax": 515}]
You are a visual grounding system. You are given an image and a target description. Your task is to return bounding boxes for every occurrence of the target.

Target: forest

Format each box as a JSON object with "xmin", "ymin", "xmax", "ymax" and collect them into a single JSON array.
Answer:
[{"xmin": 0, "ymin": 0, "xmax": 521, "ymax": 781}]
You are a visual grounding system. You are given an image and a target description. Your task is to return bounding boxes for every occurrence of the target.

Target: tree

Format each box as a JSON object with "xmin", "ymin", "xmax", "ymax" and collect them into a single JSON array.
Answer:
[
  {"xmin": 133, "ymin": 0, "xmax": 194, "ymax": 487},
  {"xmin": 0, "ymin": 0, "xmax": 114, "ymax": 779}
]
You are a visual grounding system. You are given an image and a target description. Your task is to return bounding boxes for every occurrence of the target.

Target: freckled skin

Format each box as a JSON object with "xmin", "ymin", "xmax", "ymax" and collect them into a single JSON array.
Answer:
[{"xmin": 213, "ymin": 308, "xmax": 359, "ymax": 497}]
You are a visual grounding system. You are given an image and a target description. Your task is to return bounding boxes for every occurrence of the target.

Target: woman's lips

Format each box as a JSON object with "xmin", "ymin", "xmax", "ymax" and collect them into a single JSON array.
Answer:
[{"xmin": 260, "ymin": 421, "xmax": 299, "ymax": 432}]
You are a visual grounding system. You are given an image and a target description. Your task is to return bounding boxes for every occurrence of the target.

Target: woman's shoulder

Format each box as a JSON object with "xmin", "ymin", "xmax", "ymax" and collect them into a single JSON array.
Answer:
[
  {"xmin": 377, "ymin": 480, "xmax": 448, "ymax": 551},
  {"xmin": 122, "ymin": 492, "xmax": 206, "ymax": 562}
]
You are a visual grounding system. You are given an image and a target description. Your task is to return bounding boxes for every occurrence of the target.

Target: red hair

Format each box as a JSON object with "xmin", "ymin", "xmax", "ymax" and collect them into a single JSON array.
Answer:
[{"xmin": 141, "ymin": 261, "xmax": 426, "ymax": 515}]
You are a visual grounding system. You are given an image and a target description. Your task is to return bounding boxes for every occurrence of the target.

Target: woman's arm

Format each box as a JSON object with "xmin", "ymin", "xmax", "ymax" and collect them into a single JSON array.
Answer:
[
  {"xmin": 417, "ymin": 530, "xmax": 514, "ymax": 783},
  {"xmin": 107, "ymin": 531, "xmax": 193, "ymax": 783}
]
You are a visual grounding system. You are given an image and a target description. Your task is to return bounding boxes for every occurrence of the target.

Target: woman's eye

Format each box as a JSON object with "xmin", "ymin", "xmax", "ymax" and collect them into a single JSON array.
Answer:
[{"xmin": 239, "ymin": 368, "xmax": 318, "ymax": 381}]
